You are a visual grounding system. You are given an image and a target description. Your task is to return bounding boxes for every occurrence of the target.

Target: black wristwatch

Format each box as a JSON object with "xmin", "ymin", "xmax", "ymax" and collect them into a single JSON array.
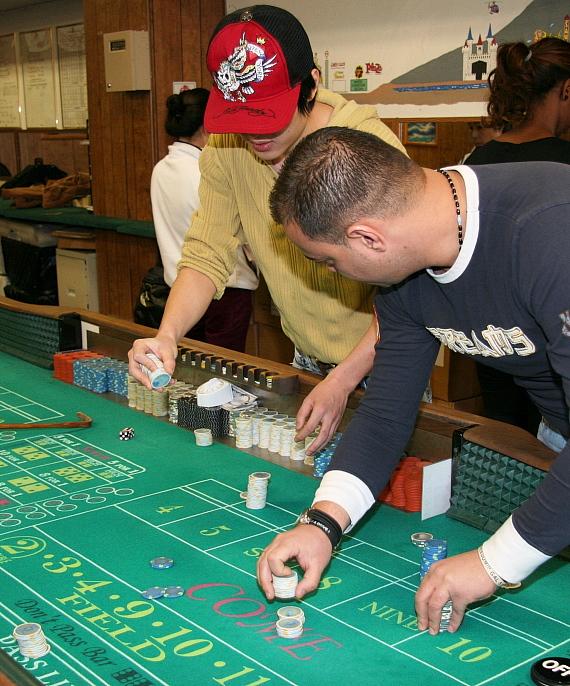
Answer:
[{"xmin": 298, "ymin": 508, "xmax": 343, "ymax": 550}]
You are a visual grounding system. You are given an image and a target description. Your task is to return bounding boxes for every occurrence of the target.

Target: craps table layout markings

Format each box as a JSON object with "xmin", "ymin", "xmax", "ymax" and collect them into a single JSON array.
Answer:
[{"xmin": 0, "ymin": 351, "xmax": 569, "ymax": 686}]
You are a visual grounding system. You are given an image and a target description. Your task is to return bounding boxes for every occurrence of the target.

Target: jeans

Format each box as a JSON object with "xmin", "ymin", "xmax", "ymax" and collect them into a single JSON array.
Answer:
[{"xmin": 537, "ymin": 419, "xmax": 567, "ymax": 453}]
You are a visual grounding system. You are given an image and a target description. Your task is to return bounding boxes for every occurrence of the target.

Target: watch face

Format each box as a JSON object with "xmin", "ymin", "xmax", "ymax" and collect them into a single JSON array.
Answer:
[{"xmin": 298, "ymin": 509, "xmax": 310, "ymax": 524}]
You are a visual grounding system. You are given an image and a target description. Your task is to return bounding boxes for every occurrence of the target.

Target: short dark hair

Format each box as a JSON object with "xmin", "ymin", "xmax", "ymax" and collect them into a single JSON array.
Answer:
[
  {"xmin": 486, "ymin": 37, "xmax": 570, "ymax": 130},
  {"xmin": 269, "ymin": 127, "xmax": 423, "ymax": 243},
  {"xmin": 165, "ymin": 88, "xmax": 210, "ymax": 138}
]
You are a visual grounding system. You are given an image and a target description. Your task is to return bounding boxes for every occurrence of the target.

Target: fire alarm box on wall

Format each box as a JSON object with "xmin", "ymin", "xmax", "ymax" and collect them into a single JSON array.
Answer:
[{"xmin": 103, "ymin": 30, "xmax": 150, "ymax": 92}]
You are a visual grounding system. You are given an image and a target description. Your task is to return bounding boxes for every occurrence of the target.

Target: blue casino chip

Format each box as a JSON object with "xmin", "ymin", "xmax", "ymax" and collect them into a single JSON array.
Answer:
[
  {"xmin": 163, "ymin": 586, "xmax": 185, "ymax": 598},
  {"xmin": 141, "ymin": 586, "xmax": 165, "ymax": 599},
  {"xmin": 150, "ymin": 556, "xmax": 174, "ymax": 569}
]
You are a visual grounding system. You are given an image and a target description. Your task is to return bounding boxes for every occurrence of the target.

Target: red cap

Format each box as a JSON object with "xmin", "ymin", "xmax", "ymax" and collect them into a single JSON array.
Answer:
[{"xmin": 205, "ymin": 17, "xmax": 303, "ymax": 135}]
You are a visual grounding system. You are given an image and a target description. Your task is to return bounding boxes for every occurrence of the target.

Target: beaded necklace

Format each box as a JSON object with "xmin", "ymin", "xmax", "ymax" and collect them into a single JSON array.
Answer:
[{"xmin": 438, "ymin": 169, "xmax": 464, "ymax": 250}]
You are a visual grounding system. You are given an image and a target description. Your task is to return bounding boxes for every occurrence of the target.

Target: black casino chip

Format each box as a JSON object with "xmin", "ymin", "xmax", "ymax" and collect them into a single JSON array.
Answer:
[{"xmin": 531, "ymin": 657, "xmax": 570, "ymax": 686}]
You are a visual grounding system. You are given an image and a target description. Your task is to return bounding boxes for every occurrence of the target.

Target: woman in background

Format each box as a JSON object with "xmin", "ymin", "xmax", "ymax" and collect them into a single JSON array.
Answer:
[
  {"xmin": 150, "ymin": 88, "xmax": 258, "ymax": 352},
  {"xmin": 465, "ymin": 37, "xmax": 570, "ymax": 433},
  {"xmin": 466, "ymin": 37, "xmax": 570, "ymax": 164}
]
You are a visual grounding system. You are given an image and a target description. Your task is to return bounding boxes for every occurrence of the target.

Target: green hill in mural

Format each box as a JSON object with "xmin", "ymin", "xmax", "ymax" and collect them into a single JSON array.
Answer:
[{"xmin": 392, "ymin": 0, "xmax": 568, "ymax": 83}]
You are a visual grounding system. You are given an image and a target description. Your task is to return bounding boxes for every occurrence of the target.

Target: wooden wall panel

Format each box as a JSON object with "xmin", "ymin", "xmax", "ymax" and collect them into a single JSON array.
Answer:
[
  {"xmin": 180, "ymin": 1, "xmax": 201, "ymax": 85},
  {"xmin": 82, "ymin": 0, "xmax": 225, "ymax": 318},
  {"xmin": 150, "ymin": 0, "xmax": 185, "ymax": 162},
  {"xmin": 85, "ymin": 0, "xmax": 225, "ymax": 221},
  {"xmin": 84, "ymin": 0, "xmax": 152, "ymax": 220},
  {"xmin": 400, "ymin": 120, "xmax": 474, "ymax": 169},
  {"xmin": 150, "ymin": 0, "xmax": 225, "ymax": 161},
  {"xmin": 0, "ymin": 133, "xmax": 18, "ymax": 177},
  {"xmin": 197, "ymin": 1, "xmax": 226, "ymax": 88},
  {"xmin": 96, "ymin": 229, "xmax": 158, "ymax": 320}
]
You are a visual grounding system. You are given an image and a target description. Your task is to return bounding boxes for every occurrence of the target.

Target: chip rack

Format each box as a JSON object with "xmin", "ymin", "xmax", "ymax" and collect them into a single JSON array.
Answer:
[
  {"xmin": 448, "ymin": 427, "xmax": 547, "ymax": 533},
  {"xmin": 448, "ymin": 425, "xmax": 569, "ymax": 559},
  {"xmin": 0, "ymin": 305, "xmax": 81, "ymax": 368},
  {"xmin": 178, "ymin": 346, "xmax": 299, "ymax": 394}
]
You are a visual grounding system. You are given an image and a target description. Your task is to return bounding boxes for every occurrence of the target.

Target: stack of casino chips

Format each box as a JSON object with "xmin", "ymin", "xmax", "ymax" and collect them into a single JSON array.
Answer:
[
  {"xmin": 276, "ymin": 617, "xmax": 304, "ymax": 639},
  {"xmin": 290, "ymin": 438, "xmax": 306, "ymax": 462},
  {"xmin": 276, "ymin": 606, "xmax": 305, "ymax": 639},
  {"xmin": 71, "ymin": 356, "xmax": 129, "ymax": 396},
  {"xmin": 177, "ymin": 395, "xmax": 229, "ymax": 437},
  {"xmin": 272, "ymin": 570, "xmax": 298, "ymax": 599},
  {"xmin": 420, "ymin": 538, "xmax": 448, "ymax": 578},
  {"xmin": 194, "ymin": 428, "xmax": 213, "ymax": 446},
  {"xmin": 251, "ymin": 410, "xmax": 266, "ymax": 445},
  {"xmin": 107, "ymin": 360, "xmax": 129, "ymax": 395},
  {"xmin": 53, "ymin": 350, "xmax": 103, "ymax": 383},
  {"xmin": 277, "ymin": 606, "xmax": 305, "ymax": 624},
  {"xmin": 258, "ymin": 416, "xmax": 275, "ymax": 449},
  {"xmin": 12, "ymin": 623, "xmax": 50, "ymax": 658},
  {"xmin": 279, "ymin": 422, "xmax": 296, "ymax": 457},
  {"xmin": 73, "ymin": 357, "xmax": 110, "ymax": 393},
  {"xmin": 144, "ymin": 387, "xmax": 153, "ymax": 414},
  {"xmin": 268, "ymin": 418, "xmax": 287, "ymax": 453},
  {"xmin": 235, "ymin": 413, "xmax": 254, "ymax": 449},
  {"xmin": 227, "ymin": 407, "xmax": 241, "ymax": 438},
  {"xmin": 313, "ymin": 433, "xmax": 342, "ymax": 478},
  {"xmin": 127, "ymin": 374, "xmax": 139, "ymax": 407},
  {"xmin": 144, "ymin": 387, "xmax": 168, "ymax": 417},
  {"xmin": 245, "ymin": 471, "xmax": 271, "ymax": 509},
  {"xmin": 419, "ymin": 538, "xmax": 452, "ymax": 633},
  {"xmin": 378, "ymin": 456, "xmax": 430, "ymax": 512},
  {"xmin": 135, "ymin": 383, "xmax": 145, "ymax": 411},
  {"xmin": 167, "ymin": 383, "xmax": 195, "ymax": 424}
]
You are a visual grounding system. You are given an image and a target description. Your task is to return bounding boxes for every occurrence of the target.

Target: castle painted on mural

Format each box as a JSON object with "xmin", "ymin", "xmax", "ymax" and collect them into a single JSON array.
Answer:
[
  {"xmin": 462, "ymin": 25, "xmax": 497, "ymax": 81},
  {"xmin": 461, "ymin": 14, "xmax": 570, "ymax": 82}
]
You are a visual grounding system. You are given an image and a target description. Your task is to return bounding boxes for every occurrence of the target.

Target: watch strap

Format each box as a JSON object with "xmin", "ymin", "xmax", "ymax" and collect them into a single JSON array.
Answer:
[{"xmin": 299, "ymin": 508, "xmax": 343, "ymax": 549}]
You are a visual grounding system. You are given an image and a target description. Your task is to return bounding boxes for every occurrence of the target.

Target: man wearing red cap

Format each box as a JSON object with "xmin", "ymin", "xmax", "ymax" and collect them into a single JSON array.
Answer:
[{"xmin": 129, "ymin": 5, "xmax": 406, "ymax": 452}]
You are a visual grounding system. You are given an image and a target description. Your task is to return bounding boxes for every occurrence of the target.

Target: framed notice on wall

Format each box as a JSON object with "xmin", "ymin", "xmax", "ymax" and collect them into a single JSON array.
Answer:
[
  {"xmin": 19, "ymin": 28, "xmax": 58, "ymax": 128},
  {"xmin": 0, "ymin": 34, "xmax": 21, "ymax": 128},
  {"xmin": 56, "ymin": 23, "xmax": 87, "ymax": 129}
]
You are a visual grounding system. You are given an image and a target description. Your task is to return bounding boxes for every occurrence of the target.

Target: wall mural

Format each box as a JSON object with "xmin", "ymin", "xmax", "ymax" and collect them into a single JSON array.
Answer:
[{"xmin": 227, "ymin": 0, "xmax": 570, "ymax": 117}]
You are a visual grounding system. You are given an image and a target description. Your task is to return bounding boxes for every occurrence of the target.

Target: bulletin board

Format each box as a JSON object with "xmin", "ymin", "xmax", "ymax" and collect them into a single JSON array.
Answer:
[
  {"xmin": 0, "ymin": 34, "xmax": 21, "ymax": 128},
  {"xmin": 56, "ymin": 23, "xmax": 88, "ymax": 129},
  {"xmin": 0, "ymin": 23, "xmax": 87, "ymax": 130},
  {"xmin": 19, "ymin": 27, "xmax": 58, "ymax": 128}
]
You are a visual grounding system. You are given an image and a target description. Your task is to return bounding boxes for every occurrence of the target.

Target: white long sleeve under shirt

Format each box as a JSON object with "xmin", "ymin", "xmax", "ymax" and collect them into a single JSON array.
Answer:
[{"xmin": 150, "ymin": 141, "xmax": 258, "ymax": 290}]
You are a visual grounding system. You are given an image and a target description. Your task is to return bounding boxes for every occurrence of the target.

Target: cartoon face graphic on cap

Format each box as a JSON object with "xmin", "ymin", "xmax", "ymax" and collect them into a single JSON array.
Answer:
[{"xmin": 214, "ymin": 33, "xmax": 277, "ymax": 104}]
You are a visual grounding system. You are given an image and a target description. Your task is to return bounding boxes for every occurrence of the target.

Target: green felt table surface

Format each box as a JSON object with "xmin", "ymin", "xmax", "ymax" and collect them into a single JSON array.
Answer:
[
  {"xmin": 0, "ymin": 198, "xmax": 155, "ymax": 238},
  {"xmin": 0, "ymin": 352, "xmax": 568, "ymax": 686}
]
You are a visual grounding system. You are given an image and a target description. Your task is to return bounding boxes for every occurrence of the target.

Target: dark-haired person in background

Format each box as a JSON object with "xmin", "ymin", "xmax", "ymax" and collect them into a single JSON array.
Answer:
[
  {"xmin": 150, "ymin": 88, "xmax": 258, "ymax": 352},
  {"xmin": 458, "ymin": 122, "xmax": 501, "ymax": 164},
  {"xmin": 130, "ymin": 5, "xmax": 406, "ymax": 454},
  {"xmin": 465, "ymin": 36, "xmax": 570, "ymax": 433}
]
